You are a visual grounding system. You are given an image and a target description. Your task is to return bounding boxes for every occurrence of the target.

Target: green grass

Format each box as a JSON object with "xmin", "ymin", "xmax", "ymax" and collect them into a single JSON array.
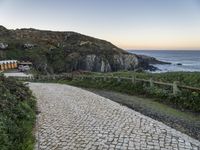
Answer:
[
  {"xmin": 83, "ymin": 71, "xmax": 200, "ymax": 88},
  {"xmin": 0, "ymin": 75, "xmax": 36, "ymax": 150},
  {"xmin": 51, "ymin": 71, "xmax": 200, "ymax": 112}
]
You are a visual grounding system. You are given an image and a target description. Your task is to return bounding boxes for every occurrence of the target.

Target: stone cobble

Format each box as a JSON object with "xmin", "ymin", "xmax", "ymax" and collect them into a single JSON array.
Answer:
[{"xmin": 29, "ymin": 83, "xmax": 200, "ymax": 150}]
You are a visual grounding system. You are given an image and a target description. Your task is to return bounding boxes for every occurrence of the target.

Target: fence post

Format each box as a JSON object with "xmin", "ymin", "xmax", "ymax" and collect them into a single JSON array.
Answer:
[
  {"xmin": 71, "ymin": 73, "xmax": 73, "ymax": 79},
  {"xmin": 132, "ymin": 75, "xmax": 136, "ymax": 84},
  {"xmin": 117, "ymin": 76, "xmax": 121, "ymax": 82},
  {"xmin": 92, "ymin": 76, "xmax": 95, "ymax": 80},
  {"xmin": 104, "ymin": 76, "xmax": 106, "ymax": 81},
  {"xmin": 80, "ymin": 76, "xmax": 83, "ymax": 80},
  {"xmin": 149, "ymin": 78, "xmax": 154, "ymax": 88},
  {"xmin": 173, "ymin": 81, "xmax": 179, "ymax": 95}
]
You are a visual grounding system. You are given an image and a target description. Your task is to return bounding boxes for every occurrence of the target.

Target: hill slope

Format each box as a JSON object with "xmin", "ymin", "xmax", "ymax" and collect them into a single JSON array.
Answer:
[{"xmin": 0, "ymin": 26, "xmax": 161, "ymax": 74}]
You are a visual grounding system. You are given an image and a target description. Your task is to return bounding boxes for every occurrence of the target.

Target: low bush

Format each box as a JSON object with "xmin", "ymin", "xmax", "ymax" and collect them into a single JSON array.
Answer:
[
  {"xmin": 0, "ymin": 75, "xmax": 36, "ymax": 150},
  {"xmin": 85, "ymin": 71, "xmax": 200, "ymax": 88},
  {"xmin": 61, "ymin": 76, "xmax": 200, "ymax": 112}
]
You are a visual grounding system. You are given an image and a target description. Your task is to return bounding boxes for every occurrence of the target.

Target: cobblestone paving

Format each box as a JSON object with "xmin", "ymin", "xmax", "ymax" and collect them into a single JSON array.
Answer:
[{"xmin": 29, "ymin": 83, "xmax": 200, "ymax": 150}]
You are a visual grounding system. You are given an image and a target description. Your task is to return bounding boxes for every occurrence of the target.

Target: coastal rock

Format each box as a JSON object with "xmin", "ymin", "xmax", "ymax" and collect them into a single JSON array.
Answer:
[
  {"xmin": 137, "ymin": 55, "xmax": 171, "ymax": 65},
  {"xmin": 84, "ymin": 55, "xmax": 97, "ymax": 71},
  {"xmin": 100, "ymin": 59, "xmax": 111, "ymax": 72},
  {"xmin": 177, "ymin": 63, "xmax": 182, "ymax": 66},
  {"xmin": 83, "ymin": 55, "xmax": 111, "ymax": 72},
  {"xmin": 80, "ymin": 41, "xmax": 92, "ymax": 46},
  {"xmin": 123, "ymin": 54, "xmax": 139, "ymax": 70},
  {"xmin": 113, "ymin": 54, "xmax": 139, "ymax": 70},
  {"xmin": 79, "ymin": 54, "xmax": 146, "ymax": 72}
]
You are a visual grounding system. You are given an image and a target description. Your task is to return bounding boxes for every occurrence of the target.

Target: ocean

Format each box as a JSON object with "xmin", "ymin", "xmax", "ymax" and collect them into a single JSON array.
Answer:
[{"xmin": 129, "ymin": 50, "xmax": 200, "ymax": 72}]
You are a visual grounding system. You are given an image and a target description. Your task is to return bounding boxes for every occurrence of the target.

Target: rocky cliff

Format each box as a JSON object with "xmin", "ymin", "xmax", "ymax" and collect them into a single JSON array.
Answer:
[{"xmin": 0, "ymin": 25, "xmax": 164, "ymax": 73}]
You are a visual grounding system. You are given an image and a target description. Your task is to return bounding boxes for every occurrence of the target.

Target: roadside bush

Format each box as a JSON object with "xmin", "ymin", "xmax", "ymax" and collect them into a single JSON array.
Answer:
[
  {"xmin": 0, "ymin": 75, "xmax": 36, "ymax": 150},
  {"xmin": 87, "ymin": 71, "xmax": 200, "ymax": 88},
  {"xmin": 63, "ymin": 76, "xmax": 200, "ymax": 112}
]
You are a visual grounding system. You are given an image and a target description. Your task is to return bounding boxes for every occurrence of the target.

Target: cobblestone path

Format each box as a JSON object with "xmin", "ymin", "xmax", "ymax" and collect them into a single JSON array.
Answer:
[{"xmin": 29, "ymin": 83, "xmax": 200, "ymax": 150}]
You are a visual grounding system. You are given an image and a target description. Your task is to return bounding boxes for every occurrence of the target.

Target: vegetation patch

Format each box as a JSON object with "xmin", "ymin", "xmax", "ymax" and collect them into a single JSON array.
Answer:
[
  {"xmin": 85, "ymin": 71, "xmax": 200, "ymax": 88},
  {"xmin": 52, "ymin": 71, "xmax": 200, "ymax": 112},
  {"xmin": 0, "ymin": 75, "xmax": 36, "ymax": 150}
]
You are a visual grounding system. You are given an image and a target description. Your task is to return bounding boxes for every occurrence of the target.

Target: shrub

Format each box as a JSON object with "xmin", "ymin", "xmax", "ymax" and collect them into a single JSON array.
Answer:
[
  {"xmin": 0, "ymin": 75, "xmax": 36, "ymax": 150},
  {"xmin": 63, "ymin": 75, "xmax": 200, "ymax": 112}
]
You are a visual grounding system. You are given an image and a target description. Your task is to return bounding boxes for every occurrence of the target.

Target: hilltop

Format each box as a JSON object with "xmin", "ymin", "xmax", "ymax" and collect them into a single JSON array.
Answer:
[{"xmin": 0, "ymin": 25, "xmax": 166, "ymax": 74}]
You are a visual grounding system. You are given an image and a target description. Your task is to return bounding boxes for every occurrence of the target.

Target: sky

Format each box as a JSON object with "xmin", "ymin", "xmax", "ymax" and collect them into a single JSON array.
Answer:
[{"xmin": 0, "ymin": 0, "xmax": 200, "ymax": 50}]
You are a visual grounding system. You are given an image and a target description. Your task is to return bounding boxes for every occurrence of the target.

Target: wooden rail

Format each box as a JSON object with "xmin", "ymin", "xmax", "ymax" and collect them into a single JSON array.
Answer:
[
  {"xmin": 76, "ymin": 75, "xmax": 200, "ymax": 95},
  {"xmin": 12, "ymin": 73, "xmax": 200, "ymax": 94},
  {"xmin": 179, "ymin": 85, "xmax": 200, "ymax": 92}
]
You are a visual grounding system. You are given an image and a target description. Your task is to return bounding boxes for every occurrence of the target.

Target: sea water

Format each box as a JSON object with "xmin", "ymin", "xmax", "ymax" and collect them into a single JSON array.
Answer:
[{"xmin": 129, "ymin": 50, "xmax": 200, "ymax": 72}]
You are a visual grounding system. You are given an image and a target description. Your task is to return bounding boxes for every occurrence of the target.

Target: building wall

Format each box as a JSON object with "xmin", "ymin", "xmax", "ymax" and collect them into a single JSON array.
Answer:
[{"xmin": 0, "ymin": 60, "xmax": 18, "ymax": 71}]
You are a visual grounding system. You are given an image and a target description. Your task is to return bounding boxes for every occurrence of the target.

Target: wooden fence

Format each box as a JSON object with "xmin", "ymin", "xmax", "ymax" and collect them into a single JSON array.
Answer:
[
  {"xmin": 12, "ymin": 73, "xmax": 200, "ymax": 95},
  {"xmin": 75, "ymin": 75, "xmax": 200, "ymax": 95}
]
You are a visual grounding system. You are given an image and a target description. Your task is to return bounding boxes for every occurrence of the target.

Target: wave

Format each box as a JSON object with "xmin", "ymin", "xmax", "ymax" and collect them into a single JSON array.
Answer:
[{"xmin": 129, "ymin": 50, "xmax": 200, "ymax": 72}]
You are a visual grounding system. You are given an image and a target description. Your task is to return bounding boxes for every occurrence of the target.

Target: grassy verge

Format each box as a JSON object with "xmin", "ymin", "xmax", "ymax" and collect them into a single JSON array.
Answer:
[
  {"xmin": 55, "ymin": 78, "xmax": 200, "ymax": 112},
  {"xmin": 84, "ymin": 71, "xmax": 200, "ymax": 88},
  {"xmin": 0, "ymin": 75, "xmax": 36, "ymax": 150}
]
